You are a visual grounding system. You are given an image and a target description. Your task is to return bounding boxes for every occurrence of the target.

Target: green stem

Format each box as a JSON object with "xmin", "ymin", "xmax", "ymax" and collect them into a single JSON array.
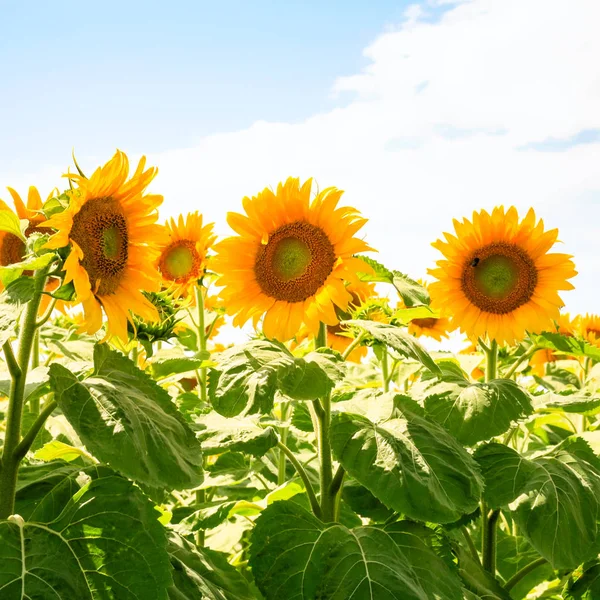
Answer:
[
  {"xmin": 277, "ymin": 441, "xmax": 321, "ymax": 519},
  {"xmin": 0, "ymin": 268, "xmax": 49, "ymax": 519},
  {"xmin": 315, "ymin": 322, "xmax": 335, "ymax": 522},
  {"xmin": 14, "ymin": 399, "xmax": 57, "ymax": 460},
  {"xmin": 484, "ymin": 339, "xmax": 498, "ymax": 383},
  {"xmin": 278, "ymin": 402, "xmax": 290, "ymax": 486},
  {"xmin": 329, "ymin": 465, "xmax": 345, "ymax": 522},
  {"xmin": 504, "ymin": 557, "xmax": 547, "ymax": 591},
  {"xmin": 29, "ymin": 331, "xmax": 41, "ymax": 415},
  {"xmin": 195, "ymin": 489, "xmax": 206, "ymax": 547},
  {"xmin": 483, "ymin": 508, "xmax": 500, "ymax": 573},
  {"xmin": 194, "ymin": 285, "xmax": 208, "ymax": 403},
  {"xmin": 462, "ymin": 526, "xmax": 481, "ymax": 566},
  {"xmin": 381, "ymin": 346, "xmax": 390, "ymax": 392},
  {"xmin": 341, "ymin": 331, "xmax": 366, "ymax": 361},
  {"xmin": 505, "ymin": 345, "xmax": 538, "ymax": 379}
]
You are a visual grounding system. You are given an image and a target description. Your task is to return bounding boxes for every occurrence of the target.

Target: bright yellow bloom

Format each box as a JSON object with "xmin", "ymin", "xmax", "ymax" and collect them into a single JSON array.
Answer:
[
  {"xmin": 579, "ymin": 314, "xmax": 600, "ymax": 348},
  {"xmin": 428, "ymin": 207, "xmax": 577, "ymax": 346},
  {"xmin": 157, "ymin": 212, "xmax": 216, "ymax": 298},
  {"xmin": 212, "ymin": 177, "xmax": 373, "ymax": 341},
  {"xmin": 43, "ymin": 150, "xmax": 164, "ymax": 341}
]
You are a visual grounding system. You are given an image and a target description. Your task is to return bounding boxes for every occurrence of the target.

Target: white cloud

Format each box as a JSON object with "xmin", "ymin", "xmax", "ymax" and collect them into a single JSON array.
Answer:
[{"xmin": 2, "ymin": 0, "xmax": 599, "ymax": 322}]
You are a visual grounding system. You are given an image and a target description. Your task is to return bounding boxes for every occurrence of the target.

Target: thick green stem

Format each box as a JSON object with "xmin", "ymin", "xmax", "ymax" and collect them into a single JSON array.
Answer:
[
  {"xmin": 381, "ymin": 346, "xmax": 390, "ymax": 392},
  {"xmin": 277, "ymin": 441, "xmax": 321, "ymax": 519},
  {"xmin": 504, "ymin": 557, "xmax": 547, "ymax": 591},
  {"xmin": 480, "ymin": 338, "xmax": 499, "ymax": 573},
  {"xmin": 315, "ymin": 323, "xmax": 335, "ymax": 522},
  {"xmin": 0, "ymin": 268, "xmax": 49, "ymax": 519},
  {"xmin": 194, "ymin": 285, "xmax": 208, "ymax": 403},
  {"xmin": 278, "ymin": 402, "xmax": 290, "ymax": 485}
]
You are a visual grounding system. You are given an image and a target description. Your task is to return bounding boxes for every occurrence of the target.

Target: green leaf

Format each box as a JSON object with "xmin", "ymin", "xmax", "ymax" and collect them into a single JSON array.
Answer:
[
  {"xmin": 168, "ymin": 531, "xmax": 259, "ymax": 600},
  {"xmin": 50, "ymin": 280, "xmax": 76, "ymax": 301},
  {"xmin": 476, "ymin": 438, "xmax": 600, "ymax": 569},
  {"xmin": 0, "ymin": 366, "xmax": 49, "ymax": 402},
  {"xmin": 346, "ymin": 319, "xmax": 441, "ymax": 374},
  {"xmin": 422, "ymin": 377, "xmax": 533, "ymax": 445},
  {"xmin": 532, "ymin": 331, "xmax": 600, "ymax": 362},
  {"xmin": 537, "ymin": 391, "xmax": 600, "ymax": 415},
  {"xmin": 356, "ymin": 256, "xmax": 430, "ymax": 307},
  {"xmin": 0, "ymin": 467, "xmax": 172, "ymax": 599},
  {"xmin": 0, "ymin": 252, "xmax": 55, "ymax": 287},
  {"xmin": 208, "ymin": 339, "xmax": 338, "ymax": 418},
  {"xmin": 249, "ymin": 499, "xmax": 463, "ymax": 600},
  {"xmin": 33, "ymin": 440, "xmax": 91, "ymax": 462},
  {"xmin": 0, "ymin": 208, "xmax": 25, "ymax": 241},
  {"xmin": 454, "ymin": 543, "xmax": 511, "ymax": 600},
  {"xmin": 0, "ymin": 296, "xmax": 21, "ymax": 347},
  {"xmin": 196, "ymin": 412, "xmax": 279, "ymax": 456},
  {"xmin": 564, "ymin": 561, "xmax": 600, "ymax": 599},
  {"xmin": 49, "ymin": 343, "xmax": 204, "ymax": 490},
  {"xmin": 330, "ymin": 397, "xmax": 483, "ymax": 523},
  {"xmin": 5, "ymin": 276, "xmax": 36, "ymax": 303},
  {"xmin": 150, "ymin": 356, "xmax": 209, "ymax": 380}
]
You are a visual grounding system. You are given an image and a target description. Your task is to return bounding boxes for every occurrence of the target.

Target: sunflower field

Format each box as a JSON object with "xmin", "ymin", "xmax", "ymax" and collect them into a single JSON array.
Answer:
[{"xmin": 0, "ymin": 150, "xmax": 599, "ymax": 600}]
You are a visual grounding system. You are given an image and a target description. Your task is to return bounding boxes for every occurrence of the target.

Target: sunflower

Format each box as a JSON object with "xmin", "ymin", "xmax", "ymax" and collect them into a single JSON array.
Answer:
[
  {"xmin": 293, "ymin": 279, "xmax": 376, "ymax": 362},
  {"xmin": 428, "ymin": 207, "xmax": 577, "ymax": 346},
  {"xmin": 212, "ymin": 177, "xmax": 373, "ymax": 341},
  {"xmin": 579, "ymin": 314, "xmax": 600, "ymax": 348},
  {"xmin": 157, "ymin": 212, "xmax": 216, "ymax": 298},
  {"xmin": 43, "ymin": 150, "xmax": 164, "ymax": 341}
]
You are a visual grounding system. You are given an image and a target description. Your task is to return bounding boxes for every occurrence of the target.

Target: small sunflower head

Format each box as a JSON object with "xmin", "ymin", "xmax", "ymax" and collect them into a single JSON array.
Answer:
[{"xmin": 129, "ymin": 290, "xmax": 182, "ymax": 346}]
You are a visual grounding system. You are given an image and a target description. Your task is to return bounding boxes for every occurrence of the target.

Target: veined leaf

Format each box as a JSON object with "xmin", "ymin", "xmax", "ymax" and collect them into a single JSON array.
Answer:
[
  {"xmin": 0, "ymin": 252, "xmax": 55, "ymax": 287},
  {"xmin": 0, "ymin": 296, "xmax": 21, "ymax": 347},
  {"xmin": 0, "ymin": 209, "xmax": 25, "ymax": 241},
  {"xmin": 0, "ymin": 467, "xmax": 172, "ymax": 599},
  {"xmin": 475, "ymin": 438, "xmax": 600, "ymax": 569},
  {"xmin": 150, "ymin": 355, "xmax": 210, "ymax": 380},
  {"xmin": 330, "ymin": 396, "xmax": 483, "ymax": 523},
  {"xmin": 421, "ymin": 376, "xmax": 533, "ymax": 445},
  {"xmin": 208, "ymin": 339, "xmax": 340, "ymax": 418},
  {"xmin": 33, "ymin": 440, "xmax": 92, "ymax": 463},
  {"xmin": 249, "ymin": 499, "xmax": 463, "ymax": 600},
  {"xmin": 168, "ymin": 531, "xmax": 259, "ymax": 600},
  {"xmin": 532, "ymin": 331, "xmax": 600, "ymax": 362},
  {"xmin": 49, "ymin": 343, "xmax": 204, "ymax": 490},
  {"xmin": 346, "ymin": 319, "xmax": 441, "ymax": 374},
  {"xmin": 537, "ymin": 391, "xmax": 600, "ymax": 415}
]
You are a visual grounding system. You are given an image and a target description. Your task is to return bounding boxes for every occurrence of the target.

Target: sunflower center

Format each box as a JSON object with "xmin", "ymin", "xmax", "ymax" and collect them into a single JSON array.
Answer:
[
  {"xmin": 0, "ymin": 233, "xmax": 26, "ymax": 267},
  {"xmin": 159, "ymin": 240, "xmax": 201, "ymax": 282},
  {"xmin": 70, "ymin": 197, "xmax": 128, "ymax": 296},
  {"xmin": 412, "ymin": 318, "xmax": 438, "ymax": 328},
  {"xmin": 462, "ymin": 242, "xmax": 538, "ymax": 314},
  {"xmin": 254, "ymin": 221, "xmax": 336, "ymax": 303}
]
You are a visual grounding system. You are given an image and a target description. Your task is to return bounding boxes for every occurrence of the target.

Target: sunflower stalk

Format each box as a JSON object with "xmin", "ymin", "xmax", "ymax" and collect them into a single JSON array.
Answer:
[
  {"xmin": 0, "ymin": 266, "xmax": 51, "ymax": 519},
  {"xmin": 314, "ymin": 322, "xmax": 337, "ymax": 522},
  {"xmin": 480, "ymin": 338, "xmax": 499, "ymax": 574}
]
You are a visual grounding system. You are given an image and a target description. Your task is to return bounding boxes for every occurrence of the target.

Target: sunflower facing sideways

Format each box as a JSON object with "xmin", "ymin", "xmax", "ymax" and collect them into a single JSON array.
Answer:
[
  {"xmin": 428, "ymin": 207, "xmax": 577, "ymax": 346},
  {"xmin": 43, "ymin": 150, "xmax": 165, "ymax": 341},
  {"xmin": 157, "ymin": 212, "xmax": 216, "ymax": 298},
  {"xmin": 212, "ymin": 177, "xmax": 374, "ymax": 341},
  {"xmin": 579, "ymin": 314, "xmax": 600, "ymax": 348}
]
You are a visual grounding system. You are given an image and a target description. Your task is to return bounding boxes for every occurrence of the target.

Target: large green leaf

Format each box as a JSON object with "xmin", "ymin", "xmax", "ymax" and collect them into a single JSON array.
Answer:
[
  {"xmin": 49, "ymin": 343, "xmax": 203, "ymax": 490},
  {"xmin": 475, "ymin": 438, "xmax": 600, "ymax": 569},
  {"xmin": 196, "ymin": 412, "xmax": 278, "ymax": 457},
  {"xmin": 422, "ymin": 377, "xmax": 533, "ymax": 445},
  {"xmin": 167, "ymin": 531, "xmax": 259, "ymax": 600},
  {"xmin": 532, "ymin": 332, "xmax": 600, "ymax": 362},
  {"xmin": 249, "ymin": 499, "xmax": 463, "ymax": 600},
  {"xmin": 0, "ymin": 467, "xmax": 172, "ymax": 599},
  {"xmin": 357, "ymin": 256, "xmax": 430, "ymax": 307},
  {"xmin": 537, "ymin": 391, "xmax": 600, "ymax": 415},
  {"xmin": 345, "ymin": 319, "xmax": 441, "ymax": 374},
  {"xmin": 208, "ymin": 340, "xmax": 340, "ymax": 418},
  {"xmin": 330, "ymin": 396, "xmax": 483, "ymax": 523}
]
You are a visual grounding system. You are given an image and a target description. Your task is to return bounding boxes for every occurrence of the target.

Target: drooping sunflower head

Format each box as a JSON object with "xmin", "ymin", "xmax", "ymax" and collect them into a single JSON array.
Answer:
[
  {"xmin": 43, "ymin": 150, "xmax": 165, "ymax": 341},
  {"xmin": 212, "ymin": 177, "xmax": 374, "ymax": 341},
  {"xmin": 428, "ymin": 207, "xmax": 577, "ymax": 346},
  {"xmin": 579, "ymin": 314, "xmax": 600, "ymax": 348},
  {"xmin": 157, "ymin": 212, "xmax": 216, "ymax": 298}
]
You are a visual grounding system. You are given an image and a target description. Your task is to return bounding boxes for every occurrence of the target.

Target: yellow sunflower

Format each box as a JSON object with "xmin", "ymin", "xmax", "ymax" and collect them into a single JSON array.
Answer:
[
  {"xmin": 43, "ymin": 150, "xmax": 165, "ymax": 341},
  {"xmin": 579, "ymin": 314, "xmax": 600, "ymax": 348},
  {"xmin": 156, "ymin": 212, "xmax": 216, "ymax": 298},
  {"xmin": 428, "ymin": 207, "xmax": 577, "ymax": 346},
  {"xmin": 212, "ymin": 177, "xmax": 373, "ymax": 341},
  {"xmin": 293, "ymin": 279, "xmax": 376, "ymax": 362}
]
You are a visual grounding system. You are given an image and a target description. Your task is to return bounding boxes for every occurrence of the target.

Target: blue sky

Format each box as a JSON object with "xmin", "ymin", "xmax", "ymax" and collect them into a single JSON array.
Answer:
[{"xmin": 0, "ymin": 0, "xmax": 425, "ymax": 169}]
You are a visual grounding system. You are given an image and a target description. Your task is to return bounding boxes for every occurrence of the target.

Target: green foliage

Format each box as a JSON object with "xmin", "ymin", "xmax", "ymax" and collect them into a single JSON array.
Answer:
[
  {"xmin": 249, "ymin": 499, "xmax": 463, "ymax": 600},
  {"xmin": 330, "ymin": 396, "xmax": 483, "ymax": 523},
  {"xmin": 49, "ymin": 343, "xmax": 204, "ymax": 490},
  {"xmin": 0, "ymin": 467, "xmax": 172, "ymax": 599}
]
